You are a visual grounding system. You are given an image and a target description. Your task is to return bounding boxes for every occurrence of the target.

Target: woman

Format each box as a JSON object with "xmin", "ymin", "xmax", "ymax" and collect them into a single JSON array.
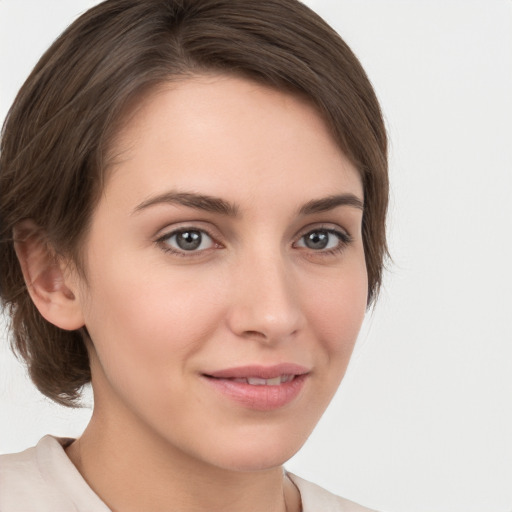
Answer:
[{"xmin": 0, "ymin": 0, "xmax": 388, "ymax": 510}]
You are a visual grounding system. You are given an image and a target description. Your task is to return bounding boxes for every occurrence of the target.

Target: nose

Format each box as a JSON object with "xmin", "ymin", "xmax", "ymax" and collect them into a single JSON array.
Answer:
[{"xmin": 226, "ymin": 251, "xmax": 304, "ymax": 344}]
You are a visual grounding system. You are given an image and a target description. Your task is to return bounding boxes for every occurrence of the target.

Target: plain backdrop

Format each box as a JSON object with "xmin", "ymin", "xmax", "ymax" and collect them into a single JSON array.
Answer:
[{"xmin": 1, "ymin": 1, "xmax": 511, "ymax": 511}]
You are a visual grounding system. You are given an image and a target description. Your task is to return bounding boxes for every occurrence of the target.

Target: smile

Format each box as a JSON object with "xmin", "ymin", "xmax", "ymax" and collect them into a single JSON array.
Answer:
[
  {"xmin": 231, "ymin": 375, "xmax": 295, "ymax": 385},
  {"xmin": 202, "ymin": 364, "xmax": 309, "ymax": 410}
]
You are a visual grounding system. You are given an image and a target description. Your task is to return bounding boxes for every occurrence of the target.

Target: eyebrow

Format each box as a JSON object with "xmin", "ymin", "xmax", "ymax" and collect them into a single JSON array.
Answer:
[
  {"xmin": 132, "ymin": 191, "xmax": 364, "ymax": 217},
  {"xmin": 132, "ymin": 191, "xmax": 240, "ymax": 216},
  {"xmin": 298, "ymin": 194, "xmax": 364, "ymax": 215}
]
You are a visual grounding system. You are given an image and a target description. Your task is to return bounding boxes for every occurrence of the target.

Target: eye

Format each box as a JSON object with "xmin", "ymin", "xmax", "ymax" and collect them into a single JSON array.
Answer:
[
  {"xmin": 295, "ymin": 228, "xmax": 350, "ymax": 253},
  {"xmin": 158, "ymin": 228, "xmax": 215, "ymax": 254}
]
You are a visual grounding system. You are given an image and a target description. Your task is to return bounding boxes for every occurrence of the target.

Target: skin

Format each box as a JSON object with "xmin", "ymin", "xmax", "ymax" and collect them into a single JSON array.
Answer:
[{"xmin": 21, "ymin": 75, "xmax": 368, "ymax": 512}]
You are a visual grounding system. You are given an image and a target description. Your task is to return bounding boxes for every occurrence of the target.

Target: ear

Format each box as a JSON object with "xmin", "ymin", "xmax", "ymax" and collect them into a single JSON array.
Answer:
[{"xmin": 13, "ymin": 220, "xmax": 85, "ymax": 331}]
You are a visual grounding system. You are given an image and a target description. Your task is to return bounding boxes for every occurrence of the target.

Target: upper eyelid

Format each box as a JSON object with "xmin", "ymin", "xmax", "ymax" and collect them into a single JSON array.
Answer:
[
  {"xmin": 155, "ymin": 222, "xmax": 220, "ymax": 241},
  {"xmin": 294, "ymin": 222, "xmax": 351, "ymax": 240},
  {"xmin": 158, "ymin": 227, "xmax": 213, "ymax": 240}
]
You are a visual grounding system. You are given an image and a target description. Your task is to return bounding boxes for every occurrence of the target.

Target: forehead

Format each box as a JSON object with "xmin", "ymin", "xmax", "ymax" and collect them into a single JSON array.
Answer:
[{"xmin": 103, "ymin": 74, "xmax": 363, "ymax": 212}]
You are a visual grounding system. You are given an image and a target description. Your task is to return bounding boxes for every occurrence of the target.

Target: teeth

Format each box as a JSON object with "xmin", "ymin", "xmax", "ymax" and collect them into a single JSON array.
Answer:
[
  {"xmin": 241, "ymin": 375, "xmax": 293, "ymax": 386},
  {"xmin": 247, "ymin": 377, "xmax": 269, "ymax": 385}
]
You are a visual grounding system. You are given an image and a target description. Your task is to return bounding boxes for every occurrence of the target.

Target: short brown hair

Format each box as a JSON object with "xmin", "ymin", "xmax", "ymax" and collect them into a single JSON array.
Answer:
[{"xmin": 0, "ymin": 0, "xmax": 388, "ymax": 407}]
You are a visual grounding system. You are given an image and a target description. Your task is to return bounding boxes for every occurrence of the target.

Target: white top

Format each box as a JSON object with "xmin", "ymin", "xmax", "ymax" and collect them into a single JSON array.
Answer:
[{"xmin": 0, "ymin": 436, "xmax": 376, "ymax": 511}]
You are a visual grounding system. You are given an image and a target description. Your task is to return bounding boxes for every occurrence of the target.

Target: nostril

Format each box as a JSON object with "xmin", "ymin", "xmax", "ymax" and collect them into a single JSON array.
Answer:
[{"xmin": 242, "ymin": 330, "xmax": 266, "ymax": 339}]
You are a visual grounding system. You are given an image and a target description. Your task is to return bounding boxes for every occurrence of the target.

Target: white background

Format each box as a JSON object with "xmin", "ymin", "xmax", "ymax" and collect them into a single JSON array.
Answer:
[{"xmin": 1, "ymin": 1, "xmax": 511, "ymax": 511}]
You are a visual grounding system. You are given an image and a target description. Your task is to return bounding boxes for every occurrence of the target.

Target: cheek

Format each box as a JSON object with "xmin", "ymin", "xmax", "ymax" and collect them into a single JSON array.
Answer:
[
  {"xmin": 80, "ymin": 257, "xmax": 226, "ymax": 385},
  {"xmin": 302, "ymin": 259, "xmax": 368, "ymax": 361}
]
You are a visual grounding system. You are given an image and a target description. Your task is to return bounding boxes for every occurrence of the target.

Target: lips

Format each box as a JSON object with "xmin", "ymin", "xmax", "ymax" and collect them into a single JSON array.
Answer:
[
  {"xmin": 202, "ymin": 364, "xmax": 310, "ymax": 410},
  {"xmin": 205, "ymin": 363, "xmax": 309, "ymax": 380}
]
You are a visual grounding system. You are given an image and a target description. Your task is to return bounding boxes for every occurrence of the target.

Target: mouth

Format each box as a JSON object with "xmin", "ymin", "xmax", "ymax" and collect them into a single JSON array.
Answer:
[
  {"xmin": 204, "ymin": 363, "xmax": 309, "ymax": 380},
  {"xmin": 228, "ymin": 375, "xmax": 295, "ymax": 385},
  {"xmin": 201, "ymin": 364, "xmax": 309, "ymax": 410}
]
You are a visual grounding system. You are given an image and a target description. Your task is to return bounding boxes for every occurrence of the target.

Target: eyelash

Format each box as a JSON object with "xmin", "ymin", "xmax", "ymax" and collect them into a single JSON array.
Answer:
[
  {"xmin": 155, "ymin": 226, "xmax": 352, "ymax": 257},
  {"xmin": 293, "ymin": 227, "xmax": 353, "ymax": 257},
  {"xmin": 156, "ymin": 227, "xmax": 220, "ymax": 257}
]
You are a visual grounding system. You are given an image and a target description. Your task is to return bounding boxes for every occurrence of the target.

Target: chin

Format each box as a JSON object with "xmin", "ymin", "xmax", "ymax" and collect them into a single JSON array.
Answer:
[
  {"xmin": 213, "ymin": 449, "xmax": 298, "ymax": 473},
  {"xmin": 195, "ymin": 423, "xmax": 311, "ymax": 473}
]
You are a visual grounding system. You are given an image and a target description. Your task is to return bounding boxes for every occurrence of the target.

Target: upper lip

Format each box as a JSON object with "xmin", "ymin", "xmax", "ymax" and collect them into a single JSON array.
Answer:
[{"xmin": 204, "ymin": 363, "xmax": 310, "ymax": 379}]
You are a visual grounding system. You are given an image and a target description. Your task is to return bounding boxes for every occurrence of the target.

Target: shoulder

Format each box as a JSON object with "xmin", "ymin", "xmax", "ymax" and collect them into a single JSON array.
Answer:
[
  {"xmin": 287, "ymin": 473, "xmax": 378, "ymax": 512},
  {"xmin": 0, "ymin": 436, "xmax": 70, "ymax": 511},
  {"xmin": 0, "ymin": 435, "xmax": 109, "ymax": 512}
]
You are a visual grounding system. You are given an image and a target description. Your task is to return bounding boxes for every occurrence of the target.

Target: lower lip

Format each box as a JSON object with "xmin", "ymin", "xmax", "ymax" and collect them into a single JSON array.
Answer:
[{"xmin": 202, "ymin": 374, "xmax": 308, "ymax": 411}]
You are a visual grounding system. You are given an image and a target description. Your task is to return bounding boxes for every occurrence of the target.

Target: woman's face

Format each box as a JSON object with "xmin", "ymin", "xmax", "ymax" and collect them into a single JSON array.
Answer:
[{"xmin": 75, "ymin": 75, "xmax": 367, "ymax": 471}]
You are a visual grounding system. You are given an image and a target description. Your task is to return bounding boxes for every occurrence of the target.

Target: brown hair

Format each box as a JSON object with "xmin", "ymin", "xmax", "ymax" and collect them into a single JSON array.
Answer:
[{"xmin": 0, "ymin": 0, "xmax": 388, "ymax": 407}]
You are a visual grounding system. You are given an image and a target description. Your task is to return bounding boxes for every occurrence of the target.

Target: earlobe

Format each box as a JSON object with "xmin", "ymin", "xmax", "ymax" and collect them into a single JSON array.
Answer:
[{"xmin": 13, "ymin": 220, "xmax": 85, "ymax": 331}]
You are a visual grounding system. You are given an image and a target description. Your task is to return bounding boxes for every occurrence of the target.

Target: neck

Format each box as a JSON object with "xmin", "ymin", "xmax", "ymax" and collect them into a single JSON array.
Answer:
[{"xmin": 65, "ymin": 410, "xmax": 301, "ymax": 512}]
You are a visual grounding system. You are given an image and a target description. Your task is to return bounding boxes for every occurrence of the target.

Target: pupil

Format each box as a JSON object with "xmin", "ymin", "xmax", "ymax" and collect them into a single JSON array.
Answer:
[
  {"xmin": 305, "ymin": 231, "xmax": 328, "ymax": 250},
  {"xmin": 176, "ymin": 231, "xmax": 202, "ymax": 250}
]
